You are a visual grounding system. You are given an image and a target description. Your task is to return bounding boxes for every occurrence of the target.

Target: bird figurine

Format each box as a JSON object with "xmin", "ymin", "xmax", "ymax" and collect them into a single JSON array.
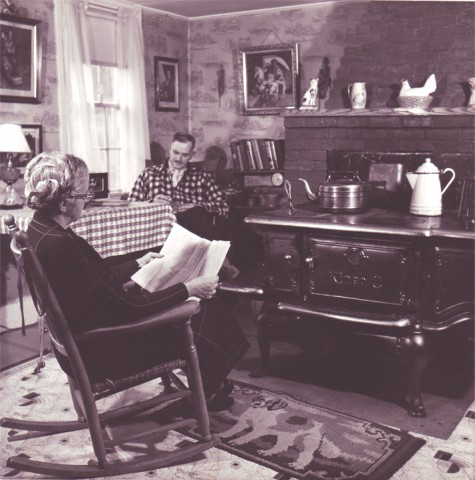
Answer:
[{"xmin": 399, "ymin": 74, "xmax": 436, "ymax": 97}]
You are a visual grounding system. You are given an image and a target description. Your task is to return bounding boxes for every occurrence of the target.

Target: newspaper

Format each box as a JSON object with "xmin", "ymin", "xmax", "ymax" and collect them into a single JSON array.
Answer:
[{"xmin": 131, "ymin": 223, "xmax": 230, "ymax": 292}]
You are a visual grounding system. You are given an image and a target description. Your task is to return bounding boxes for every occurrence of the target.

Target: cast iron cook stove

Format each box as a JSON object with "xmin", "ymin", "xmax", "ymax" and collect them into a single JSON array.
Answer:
[{"xmin": 231, "ymin": 152, "xmax": 474, "ymax": 417}]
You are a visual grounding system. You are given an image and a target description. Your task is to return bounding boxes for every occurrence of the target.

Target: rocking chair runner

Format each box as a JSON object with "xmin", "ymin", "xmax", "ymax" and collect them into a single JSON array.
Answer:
[{"xmin": 1, "ymin": 228, "xmax": 217, "ymax": 478}]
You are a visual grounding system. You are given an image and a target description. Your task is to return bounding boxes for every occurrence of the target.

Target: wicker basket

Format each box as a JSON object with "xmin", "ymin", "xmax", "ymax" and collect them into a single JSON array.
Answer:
[{"xmin": 397, "ymin": 95, "xmax": 433, "ymax": 110}]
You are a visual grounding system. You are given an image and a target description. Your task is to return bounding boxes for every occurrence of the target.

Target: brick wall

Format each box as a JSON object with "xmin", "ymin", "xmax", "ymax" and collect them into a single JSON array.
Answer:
[
  {"xmin": 327, "ymin": 1, "xmax": 475, "ymax": 109},
  {"xmin": 284, "ymin": 113, "xmax": 475, "ymax": 206}
]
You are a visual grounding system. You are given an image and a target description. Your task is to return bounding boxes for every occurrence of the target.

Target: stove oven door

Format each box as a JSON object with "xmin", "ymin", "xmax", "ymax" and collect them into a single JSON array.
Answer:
[
  {"xmin": 263, "ymin": 231, "xmax": 301, "ymax": 295},
  {"xmin": 426, "ymin": 242, "xmax": 475, "ymax": 319},
  {"xmin": 304, "ymin": 235, "xmax": 418, "ymax": 308}
]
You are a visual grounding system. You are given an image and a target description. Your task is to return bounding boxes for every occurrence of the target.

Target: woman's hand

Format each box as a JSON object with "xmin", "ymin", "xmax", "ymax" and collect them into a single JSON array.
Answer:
[
  {"xmin": 185, "ymin": 276, "xmax": 219, "ymax": 299},
  {"xmin": 136, "ymin": 252, "xmax": 163, "ymax": 268}
]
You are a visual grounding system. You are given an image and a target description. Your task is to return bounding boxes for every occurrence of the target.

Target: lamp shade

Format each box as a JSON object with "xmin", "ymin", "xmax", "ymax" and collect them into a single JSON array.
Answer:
[{"xmin": 0, "ymin": 124, "xmax": 31, "ymax": 154}]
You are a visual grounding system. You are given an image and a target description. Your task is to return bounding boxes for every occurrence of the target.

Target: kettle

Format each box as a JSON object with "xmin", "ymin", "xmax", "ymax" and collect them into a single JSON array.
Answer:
[
  {"xmin": 298, "ymin": 171, "xmax": 371, "ymax": 213},
  {"xmin": 406, "ymin": 158, "xmax": 455, "ymax": 216}
]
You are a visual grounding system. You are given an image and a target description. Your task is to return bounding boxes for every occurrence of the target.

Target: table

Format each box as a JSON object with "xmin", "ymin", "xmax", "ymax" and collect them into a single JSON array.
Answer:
[{"xmin": 1, "ymin": 202, "xmax": 176, "ymax": 258}]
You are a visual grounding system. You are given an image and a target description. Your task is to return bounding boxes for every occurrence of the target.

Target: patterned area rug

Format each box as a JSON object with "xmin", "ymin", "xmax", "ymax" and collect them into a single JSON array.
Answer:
[
  {"xmin": 0, "ymin": 357, "xmax": 424, "ymax": 480},
  {"xmin": 182, "ymin": 381, "xmax": 425, "ymax": 480}
]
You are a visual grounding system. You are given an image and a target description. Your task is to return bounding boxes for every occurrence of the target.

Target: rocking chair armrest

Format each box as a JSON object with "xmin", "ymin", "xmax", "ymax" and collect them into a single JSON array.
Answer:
[{"xmin": 74, "ymin": 300, "xmax": 201, "ymax": 341}]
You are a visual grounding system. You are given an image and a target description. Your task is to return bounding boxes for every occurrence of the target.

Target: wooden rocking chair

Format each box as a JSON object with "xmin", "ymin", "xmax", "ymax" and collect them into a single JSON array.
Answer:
[{"xmin": 1, "ymin": 228, "xmax": 216, "ymax": 477}]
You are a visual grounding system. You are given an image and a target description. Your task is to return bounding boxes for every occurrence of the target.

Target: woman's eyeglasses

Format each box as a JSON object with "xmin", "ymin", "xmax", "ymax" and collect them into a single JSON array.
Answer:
[{"xmin": 69, "ymin": 188, "xmax": 95, "ymax": 202}]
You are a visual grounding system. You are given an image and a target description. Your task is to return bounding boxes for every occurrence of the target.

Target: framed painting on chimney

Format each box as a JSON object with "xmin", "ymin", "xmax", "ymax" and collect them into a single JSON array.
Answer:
[
  {"xmin": 239, "ymin": 43, "xmax": 299, "ymax": 115},
  {"xmin": 0, "ymin": 14, "xmax": 42, "ymax": 103}
]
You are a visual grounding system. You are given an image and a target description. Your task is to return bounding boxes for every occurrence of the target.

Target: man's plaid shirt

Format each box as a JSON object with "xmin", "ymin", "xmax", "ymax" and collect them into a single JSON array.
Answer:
[{"xmin": 128, "ymin": 162, "xmax": 229, "ymax": 217}]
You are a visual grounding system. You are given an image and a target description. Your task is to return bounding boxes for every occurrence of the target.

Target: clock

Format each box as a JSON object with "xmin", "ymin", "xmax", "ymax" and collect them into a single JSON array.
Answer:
[{"xmin": 271, "ymin": 172, "xmax": 284, "ymax": 187}]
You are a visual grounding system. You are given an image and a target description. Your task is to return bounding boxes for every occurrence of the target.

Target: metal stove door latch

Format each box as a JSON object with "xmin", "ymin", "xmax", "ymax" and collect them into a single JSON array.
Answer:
[{"xmin": 343, "ymin": 247, "xmax": 368, "ymax": 266}]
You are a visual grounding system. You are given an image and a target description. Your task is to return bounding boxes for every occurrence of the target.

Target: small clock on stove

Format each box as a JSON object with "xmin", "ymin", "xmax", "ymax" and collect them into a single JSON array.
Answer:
[
  {"xmin": 241, "ymin": 171, "xmax": 285, "ymax": 188},
  {"xmin": 271, "ymin": 172, "xmax": 284, "ymax": 187}
]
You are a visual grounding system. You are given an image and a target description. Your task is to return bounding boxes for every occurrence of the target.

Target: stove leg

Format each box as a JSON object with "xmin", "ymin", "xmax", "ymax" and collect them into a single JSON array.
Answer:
[
  {"xmin": 400, "ymin": 323, "xmax": 428, "ymax": 417},
  {"xmin": 250, "ymin": 306, "xmax": 272, "ymax": 378}
]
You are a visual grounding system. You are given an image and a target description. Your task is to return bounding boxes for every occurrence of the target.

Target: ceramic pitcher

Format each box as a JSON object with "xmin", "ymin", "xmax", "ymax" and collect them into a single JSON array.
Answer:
[
  {"xmin": 468, "ymin": 77, "xmax": 475, "ymax": 107},
  {"xmin": 348, "ymin": 82, "xmax": 367, "ymax": 109}
]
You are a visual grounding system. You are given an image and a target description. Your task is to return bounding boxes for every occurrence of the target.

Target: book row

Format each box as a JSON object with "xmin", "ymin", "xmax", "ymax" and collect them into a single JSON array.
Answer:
[{"xmin": 230, "ymin": 139, "xmax": 285, "ymax": 172}]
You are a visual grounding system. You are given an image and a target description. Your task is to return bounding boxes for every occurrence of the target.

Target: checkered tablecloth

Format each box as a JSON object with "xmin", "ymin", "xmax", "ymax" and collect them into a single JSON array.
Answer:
[{"xmin": 1, "ymin": 202, "xmax": 176, "ymax": 258}]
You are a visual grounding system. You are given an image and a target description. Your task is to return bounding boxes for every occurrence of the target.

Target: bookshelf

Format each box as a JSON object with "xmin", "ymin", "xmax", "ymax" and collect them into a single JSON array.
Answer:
[{"xmin": 230, "ymin": 138, "xmax": 285, "ymax": 173}]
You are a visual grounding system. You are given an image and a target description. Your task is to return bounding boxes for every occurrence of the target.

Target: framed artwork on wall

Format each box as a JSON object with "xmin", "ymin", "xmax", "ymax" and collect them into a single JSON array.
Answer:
[
  {"xmin": 0, "ymin": 14, "xmax": 42, "ymax": 103},
  {"xmin": 239, "ymin": 43, "xmax": 299, "ymax": 115},
  {"xmin": 154, "ymin": 56, "xmax": 179, "ymax": 112},
  {"xmin": 89, "ymin": 173, "xmax": 109, "ymax": 199}
]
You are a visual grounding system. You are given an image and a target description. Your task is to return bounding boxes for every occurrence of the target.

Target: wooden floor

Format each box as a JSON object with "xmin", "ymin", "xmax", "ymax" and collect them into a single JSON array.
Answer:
[{"xmin": 0, "ymin": 324, "xmax": 48, "ymax": 372}]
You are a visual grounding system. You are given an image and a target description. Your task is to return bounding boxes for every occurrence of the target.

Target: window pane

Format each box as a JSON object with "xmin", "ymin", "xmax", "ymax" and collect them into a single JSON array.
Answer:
[
  {"xmin": 92, "ymin": 65, "xmax": 118, "ymax": 105},
  {"xmin": 95, "ymin": 107, "xmax": 106, "ymax": 148},
  {"xmin": 105, "ymin": 107, "xmax": 120, "ymax": 148},
  {"xmin": 107, "ymin": 149, "xmax": 121, "ymax": 192},
  {"xmin": 100, "ymin": 66, "xmax": 118, "ymax": 105}
]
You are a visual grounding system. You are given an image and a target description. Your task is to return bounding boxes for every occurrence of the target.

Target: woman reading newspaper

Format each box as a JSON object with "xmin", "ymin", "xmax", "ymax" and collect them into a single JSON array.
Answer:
[{"xmin": 23, "ymin": 152, "xmax": 249, "ymax": 410}]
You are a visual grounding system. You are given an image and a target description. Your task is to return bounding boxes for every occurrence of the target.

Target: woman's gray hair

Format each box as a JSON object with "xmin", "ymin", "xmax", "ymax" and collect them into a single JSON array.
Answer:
[{"xmin": 24, "ymin": 151, "xmax": 89, "ymax": 212}]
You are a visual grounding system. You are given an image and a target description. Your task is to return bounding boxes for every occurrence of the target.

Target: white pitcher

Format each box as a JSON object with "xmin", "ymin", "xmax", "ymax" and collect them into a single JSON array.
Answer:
[{"xmin": 348, "ymin": 82, "xmax": 367, "ymax": 109}]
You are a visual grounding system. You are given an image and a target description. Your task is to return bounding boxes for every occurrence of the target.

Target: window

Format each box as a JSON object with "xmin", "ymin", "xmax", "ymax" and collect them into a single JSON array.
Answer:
[{"xmin": 91, "ymin": 64, "xmax": 121, "ymax": 192}]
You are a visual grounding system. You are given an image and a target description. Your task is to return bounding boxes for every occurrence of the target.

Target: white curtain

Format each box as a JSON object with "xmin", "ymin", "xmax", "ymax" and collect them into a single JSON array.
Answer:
[
  {"xmin": 54, "ymin": 0, "xmax": 103, "ymax": 172},
  {"xmin": 116, "ymin": 5, "xmax": 150, "ymax": 192}
]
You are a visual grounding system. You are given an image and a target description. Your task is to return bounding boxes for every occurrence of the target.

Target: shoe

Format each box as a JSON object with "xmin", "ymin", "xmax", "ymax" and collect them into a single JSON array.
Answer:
[
  {"xmin": 207, "ymin": 394, "xmax": 234, "ymax": 412},
  {"xmin": 205, "ymin": 379, "xmax": 234, "ymax": 411}
]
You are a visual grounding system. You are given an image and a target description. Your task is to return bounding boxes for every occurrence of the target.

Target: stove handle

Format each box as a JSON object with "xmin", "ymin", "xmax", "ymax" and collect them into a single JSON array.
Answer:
[
  {"xmin": 284, "ymin": 254, "xmax": 299, "ymax": 269},
  {"xmin": 304, "ymin": 256, "xmax": 315, "ymax": 270}
]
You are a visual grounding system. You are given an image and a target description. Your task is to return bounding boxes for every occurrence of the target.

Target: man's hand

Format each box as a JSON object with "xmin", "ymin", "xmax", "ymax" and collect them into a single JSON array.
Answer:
[
  {"xmin": 184, "ymin": 276, "xmax": 219, "ymax": 299},
  {"xmin": 153, "ymin": 194, "xmax": 172, "ymax": 204},
  {"xmin": 136, "ymin": 252, "xmax": 163, "ymax": 268}
]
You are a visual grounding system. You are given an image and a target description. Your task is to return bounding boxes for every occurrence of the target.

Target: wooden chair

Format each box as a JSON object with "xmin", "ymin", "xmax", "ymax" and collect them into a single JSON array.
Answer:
[{"xmin": 1, "ymin": 228, "xmax": 216, "ymax": 477}]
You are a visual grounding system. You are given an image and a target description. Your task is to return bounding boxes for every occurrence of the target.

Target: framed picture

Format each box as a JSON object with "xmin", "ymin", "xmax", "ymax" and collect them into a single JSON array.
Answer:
[
  {"xmin": 240, "ymin": 43, "xmax": 299, "ymax": 115},
  {"xmin": 154, "ymin": 56, "xmax": 179, "ymax": 111},
  {"xmin": 89, "ymin": 173, "xmax": 109, "ymax": 199},
  {"xmin": 0, "ymin": 124, "xmax": 42, "ymax": 174},
  {"xmin": 0, "ymin": 14, "xmax": 42, "ymax": 103}
]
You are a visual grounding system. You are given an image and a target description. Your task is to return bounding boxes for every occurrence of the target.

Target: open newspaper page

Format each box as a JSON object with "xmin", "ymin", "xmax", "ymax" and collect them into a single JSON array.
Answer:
[{"xmin": 131, "ymin": 223, "xmax": 230, "ymax": 292}]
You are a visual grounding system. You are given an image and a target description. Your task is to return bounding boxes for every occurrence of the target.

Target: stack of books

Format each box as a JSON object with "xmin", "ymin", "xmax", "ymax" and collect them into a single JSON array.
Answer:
[{"xmin": 230, "ymin": 139, "xmax": 284, "ymax": 172}]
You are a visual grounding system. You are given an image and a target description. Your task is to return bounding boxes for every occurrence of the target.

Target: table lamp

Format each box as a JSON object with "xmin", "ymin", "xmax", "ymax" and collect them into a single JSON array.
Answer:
[{"xmin": 0, "ymin": 123, "xmax": 31, "ymax": 209}]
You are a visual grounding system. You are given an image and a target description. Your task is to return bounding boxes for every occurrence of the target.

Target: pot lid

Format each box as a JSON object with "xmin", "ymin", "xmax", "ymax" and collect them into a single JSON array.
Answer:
[
  {"xmin": 319, "ymin": 181, "xmax": 371, "ymax": 194},
  {"xmin": 414, "ymin": 158, "xmax": 441, "ymax": 174}
]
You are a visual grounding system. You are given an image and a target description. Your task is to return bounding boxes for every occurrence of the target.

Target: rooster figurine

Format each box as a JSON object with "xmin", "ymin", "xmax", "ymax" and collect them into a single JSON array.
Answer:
[{"xmin": 399, "ymin": 74, "xmax": 437, "ymax": 97}]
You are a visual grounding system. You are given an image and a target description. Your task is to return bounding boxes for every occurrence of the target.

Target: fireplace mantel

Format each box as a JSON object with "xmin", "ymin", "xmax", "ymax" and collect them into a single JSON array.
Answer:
[{"xmin": 282, "ymin": 107, "xmax": 475, "ymax": 117}]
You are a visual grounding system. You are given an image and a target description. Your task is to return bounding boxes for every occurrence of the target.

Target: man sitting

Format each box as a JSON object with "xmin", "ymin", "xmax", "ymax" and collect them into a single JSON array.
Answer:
[{"xmin": 128, "ymin": 131, "xmax": 238, "ymax": 278}]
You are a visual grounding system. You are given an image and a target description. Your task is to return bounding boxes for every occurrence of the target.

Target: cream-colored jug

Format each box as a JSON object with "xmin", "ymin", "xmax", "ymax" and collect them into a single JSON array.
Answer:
[
  {"xmin": 406, "ymin": 158, "xmax": 456, "ymax": 216},
  {"xmin": 348, "ymin": 82, "xmax": 367, "ymax": 109}
]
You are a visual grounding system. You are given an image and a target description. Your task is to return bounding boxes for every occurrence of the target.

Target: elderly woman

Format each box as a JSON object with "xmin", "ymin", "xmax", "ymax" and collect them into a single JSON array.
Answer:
[{"xmin": 24, "ymin": 151, "xmax": 248, "ymax": 408}]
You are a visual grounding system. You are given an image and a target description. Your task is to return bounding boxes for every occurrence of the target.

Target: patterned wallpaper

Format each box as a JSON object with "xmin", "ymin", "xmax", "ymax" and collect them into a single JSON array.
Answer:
[
  {"xmin": 188, "ymin": 3, "xmax": 358, "ymax": 167},
  {"xmin": 1, "ymin": 0, "xmax": 473, "ymax": 197},
  {"xmin": 0, "ymin": 0, "xmax": 58, "ymax": 198},
  {"xmin": 142, "ymin": 10, "xmax": 189, "ymax": 164}
]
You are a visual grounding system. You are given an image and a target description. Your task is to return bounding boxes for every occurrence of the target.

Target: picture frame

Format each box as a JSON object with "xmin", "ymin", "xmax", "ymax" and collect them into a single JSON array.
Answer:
[
  {"xmin": 0, "ymin": 124, "xmax": 42, "ymax": 174},
  {"xmin": 239, "ymin": 43, "xmax": 299, "ymax": 115},
  {"xmin": 0, "ymin": 14, "xmax": 42, "ymax": 103},
  {"xmin": 154, "ymin": 56, "xmax": 179, "ymax": 112},
  {"xmin": 89, "ymin": 173, "xmax": 109, "ymax": 199}
]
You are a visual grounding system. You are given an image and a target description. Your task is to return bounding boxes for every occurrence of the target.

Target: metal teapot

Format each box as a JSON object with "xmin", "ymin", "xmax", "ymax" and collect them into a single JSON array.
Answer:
[
  {"xmin": 298, "ymin": 171, "xmax": 371, "ymax": 213},
  {"xmin": 406, "ymin": 158, "xmax": 455, "ymax": 216}
]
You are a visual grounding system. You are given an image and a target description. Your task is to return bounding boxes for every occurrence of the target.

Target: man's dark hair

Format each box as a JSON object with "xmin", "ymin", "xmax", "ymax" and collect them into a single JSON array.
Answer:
[{"xmin": 172, "ymin": 132, "xmax": 196, "ymax": 150}]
